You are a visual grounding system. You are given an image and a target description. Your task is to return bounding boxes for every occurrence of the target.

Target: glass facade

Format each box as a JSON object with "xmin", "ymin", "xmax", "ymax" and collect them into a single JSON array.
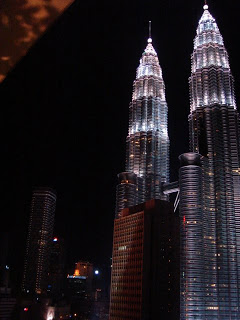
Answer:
[
  {"xmin": 183, "ymin": 4, "xmax": 240, "ymax": 319},
  {"xmin": 115, "ymin": 37, "xmax": 169, "ymax": 217},
  {"xmin": 179, "ymin": 153, "xmax": 205, "ymax": 318}
]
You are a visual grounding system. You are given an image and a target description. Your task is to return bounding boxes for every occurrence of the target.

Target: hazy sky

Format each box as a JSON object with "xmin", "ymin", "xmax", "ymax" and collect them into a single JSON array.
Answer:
[{"xmin": 0, "ymin": 0, "xmax": 73, "ymax": 82}]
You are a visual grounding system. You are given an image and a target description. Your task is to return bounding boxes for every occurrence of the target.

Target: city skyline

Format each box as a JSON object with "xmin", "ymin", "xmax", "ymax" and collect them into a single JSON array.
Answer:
[{"xmin": 1, "ymin": 0, "xmax": 240, "ymax": 287}]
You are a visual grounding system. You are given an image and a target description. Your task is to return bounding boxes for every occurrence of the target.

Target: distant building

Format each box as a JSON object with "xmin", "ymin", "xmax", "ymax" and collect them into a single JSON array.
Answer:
[
  {"xmin": 109, "ymin": 199, "xmax": 179, "ymax": 319},
  {"xmin": 75, "ymin": 261, "xmax": 93, "ymax": 279},
  {"xmin": 0, "ymin": 233, "xmax": 9, "ymax": 289},
  {"xmin": 22, "ymin": 187, "xmax": 57, "ymax": 297},
  {"xmin": 90, "ymin": 265, "xmax": 110, "ymax": 320},
  {"xmin": 0, "ymin": 233, "xmax": 16, "ymax": 319},
  {"xmin": 67, "ymin": 261, "xmax": 93, "ymax": 300},
  {"xmin": 66, "ymin": 261, "xmax": 94, "ymax": 319},
  {"xmin": 90, "ymin": 299, "xmax": 109, "ymax": 320},
  {"xmin": 48, "ymin": 237, "xmax": 66, "ymax": 299},
  {"xmin": 0, "ymin": 287, "xmax": 16, "ymax": 320}
]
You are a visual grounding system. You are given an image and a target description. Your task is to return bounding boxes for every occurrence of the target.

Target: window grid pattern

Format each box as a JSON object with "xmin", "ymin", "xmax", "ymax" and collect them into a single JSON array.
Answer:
[
  {"xmin": 22, "ymin": 188, "xmax": 56, "ymax": 295},
  {"xmin": 187, "ymin": 5, "xmax": 240, "ymax": 319},
  {"xmin": 179, "ymin": 154, "xmax": 205, "ymax": 318},
  {"xmin": 109, "ymin": 212, "xmax": 144, "ymax": 320}
]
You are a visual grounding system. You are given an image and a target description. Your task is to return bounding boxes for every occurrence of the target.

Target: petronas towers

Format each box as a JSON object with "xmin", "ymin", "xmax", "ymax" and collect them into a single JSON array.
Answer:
[
  {"xmin": 111, "ymin": 3, "xmax": 240, "ymax": 319},
  {"xmin": 185, "ymin": 4, "xmax": 240, "ymax": 318},
  {"xmin": 115, "ymin": 31, "xmax": 169, "ymax": 217}
]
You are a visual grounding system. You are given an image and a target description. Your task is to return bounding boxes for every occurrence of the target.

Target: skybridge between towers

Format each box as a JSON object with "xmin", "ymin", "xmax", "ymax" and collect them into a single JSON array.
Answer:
[{"xmin": 163, "ymin": 181, "xmax": 179, "ymax": 213}]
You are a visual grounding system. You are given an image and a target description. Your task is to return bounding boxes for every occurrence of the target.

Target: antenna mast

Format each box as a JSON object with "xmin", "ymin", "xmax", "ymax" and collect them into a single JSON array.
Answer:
[{"xmin": 149, "ymin": 21, "xmax": 151, "ymax": 39}]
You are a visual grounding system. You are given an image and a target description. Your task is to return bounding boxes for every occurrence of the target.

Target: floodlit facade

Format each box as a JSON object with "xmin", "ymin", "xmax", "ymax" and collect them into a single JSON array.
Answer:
[
  {"xmin": 115, "ymin": 35, "xmax": 169, "ymax": 217},
  {"xmin": 179, "ymin": 153, "xmax": 205, "ymax": 318},
  {"xmin": 109, "ymin": 200, "xmax": 179, "ymax": 320},
  {"xmin": 22, "ymin": 187, "xmax": 56, "ymax": 296},
  {"xmin": 181, "ymin": 4, "xmax": 240, "ymax": 319}
]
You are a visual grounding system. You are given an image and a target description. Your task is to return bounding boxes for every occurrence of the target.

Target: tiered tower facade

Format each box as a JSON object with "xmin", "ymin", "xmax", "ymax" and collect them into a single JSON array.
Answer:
[
  {"xmin": 181, "ymin": 4, "xmax": 240, "ymax": 319},
  {"xmin": 110, "ymin": 30, "xmax": 180, "ymax": 319},
  {"xmin": 115, "ymin": 34, "xmax": 169, "ymax": 216}
]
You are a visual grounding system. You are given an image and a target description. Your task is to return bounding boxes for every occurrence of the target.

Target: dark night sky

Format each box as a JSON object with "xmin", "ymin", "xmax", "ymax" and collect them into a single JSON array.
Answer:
[{"xmin": 1, "ymin": 0, "xmax": 240, "ymax": 284}]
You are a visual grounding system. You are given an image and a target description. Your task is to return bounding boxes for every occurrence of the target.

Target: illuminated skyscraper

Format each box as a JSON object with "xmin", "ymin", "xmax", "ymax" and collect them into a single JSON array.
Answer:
[
  {"xmin": 110, "ymin": 27, "xmax": 180, "ymax": 319},
  {"xmin": 115, "ymin": 27, "xmax": 170, "ymax": 216},
  {"xmin": 179, "ymin": 153, "xmax": 205, "ymax": 318},
  {"xmin": 22, "ymin": 187, "xmax": 56, "ymax": 296},
  {"xmin": 180, "ymin": 4, "xmax": 240, "ymax": 318}
]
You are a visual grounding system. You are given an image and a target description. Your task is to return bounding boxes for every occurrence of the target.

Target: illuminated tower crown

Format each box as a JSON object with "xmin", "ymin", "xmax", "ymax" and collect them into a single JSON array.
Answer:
[{"xmin": 190, "ymin": 4, "xmax": 236, "ymax": 112}]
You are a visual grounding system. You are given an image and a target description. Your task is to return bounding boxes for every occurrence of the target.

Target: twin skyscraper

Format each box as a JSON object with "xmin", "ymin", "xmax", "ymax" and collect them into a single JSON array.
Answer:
[{"xmin": 110, "ymin": 4, "xmax": 240, "ymax": 319}]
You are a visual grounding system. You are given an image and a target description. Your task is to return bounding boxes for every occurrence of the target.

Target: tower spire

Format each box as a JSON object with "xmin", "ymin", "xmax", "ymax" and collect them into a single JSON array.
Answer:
[
  {"xmin": 148, "ymin": 21, "xmax": 152, "ymax": 43},
  {"xmin": 203, "ymin": 0, "xmax": 208, "ymax": 10}
]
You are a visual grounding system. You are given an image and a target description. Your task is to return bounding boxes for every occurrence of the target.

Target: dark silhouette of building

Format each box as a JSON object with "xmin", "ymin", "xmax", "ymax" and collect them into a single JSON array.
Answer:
[
  {"xmin": 66, "ymin": 261, "xmax": 93, "ymax": 319},
  {"xmin": 0, "ymin": 233, "xmax": 17, "ymax": 318},
  {"xmin": 90, "ymin": 265, "xmax": 110, "ymax": 320},
  {"xmin": 22, "ymin": 187, "xmax": 57, "ymax": 297},
  {"xmin": 48, "ymin": 237, "xmax": 66, "ymax": 300},
  {"xmin": 109, "ymin": 199, "xmax": 179, "ymax": 319},
  {"xmin": 67, "ymin": 261, "xmax": 93, "ymax": 300},
  {"xmin": 0, "ymin": 289, "xmax": 16, "ymax": 320},
  {"xmin": 0, "ymin": 233, "xmax": 9, "ymax": 289}
]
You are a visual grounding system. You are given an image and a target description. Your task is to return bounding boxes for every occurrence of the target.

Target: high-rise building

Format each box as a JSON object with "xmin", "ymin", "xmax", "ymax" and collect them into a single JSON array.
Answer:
[
  {"xmin": 115, "ymin": 29, "xmax": 170, "ymax": 216},
  {"xmin": 22, "ymin": 187, "xmax": 57, "ymax": 297},
  {"xmin": 109, "ymin": 199, "xmax": 179, "ymax": 319},
  {"xmin": 178, "ymin": 152, "xmax": 204, "ymax": 319},
  {"xmin": 180, "ymin": 4, "xmax": 240, "ymax": 318},
  {"xmin": 110, "ymin": 26, "xmax": 180, "ymax": 319}
]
